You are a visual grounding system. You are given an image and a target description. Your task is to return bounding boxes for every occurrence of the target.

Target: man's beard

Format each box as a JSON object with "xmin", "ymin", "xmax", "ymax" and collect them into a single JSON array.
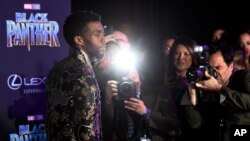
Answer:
[{"xmin": 93, "ymin": 51, "xmax": 105, "ymax": 59}]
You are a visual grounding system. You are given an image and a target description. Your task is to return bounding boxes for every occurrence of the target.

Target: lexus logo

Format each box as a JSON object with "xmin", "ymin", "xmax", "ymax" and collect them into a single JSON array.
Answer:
[
  {"xmin": 7, "ymin": 74, "xmax": 46, "ymax": 90},
  {"xmin": 7, "ymin": 74, "xmax": 22, "ymax": 90}
]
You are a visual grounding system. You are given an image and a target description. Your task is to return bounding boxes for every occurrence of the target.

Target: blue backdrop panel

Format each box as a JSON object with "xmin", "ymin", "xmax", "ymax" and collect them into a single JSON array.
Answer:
[{"xmin": 0, "ymin": 0, "xmax": 70, "ymax": 140}]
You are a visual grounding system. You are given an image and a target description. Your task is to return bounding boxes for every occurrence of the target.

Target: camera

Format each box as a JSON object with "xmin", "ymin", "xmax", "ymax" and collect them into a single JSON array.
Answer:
[
  {"xmin": 186, "ymin": 45, "xmax": 217, "ymax": 85},
  {"xmin": 117, "ymin": 77, "xmax": 136, "ymax": 100}
]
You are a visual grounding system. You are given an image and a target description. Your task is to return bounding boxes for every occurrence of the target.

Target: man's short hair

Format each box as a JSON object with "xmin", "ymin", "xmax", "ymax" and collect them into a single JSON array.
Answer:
[
  {"xmin": 63, "ymin": 11, "xmax": 101, "ymax": 46},
  {"xmin": 209, "ymin": 41, "xmax": 234, "ymax": 66}
]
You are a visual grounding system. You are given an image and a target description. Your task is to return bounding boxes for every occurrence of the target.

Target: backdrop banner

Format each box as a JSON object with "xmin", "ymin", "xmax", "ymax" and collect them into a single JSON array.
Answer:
[{"xmin": 0, "ymin": 0, "xmax": 70, "ymax": 140}]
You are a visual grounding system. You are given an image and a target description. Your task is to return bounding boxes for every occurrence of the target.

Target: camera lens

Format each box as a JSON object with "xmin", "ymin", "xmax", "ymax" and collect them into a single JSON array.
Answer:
[
  {"xmin": 186, "ymin": 67, "xmax": 203, "ymax": 85},
  {"xmin": 117, "ymin": 80, "xmax": 135, "ymax": 100},
  {"xmin": 119, "ymin": 82, "xmax": 133, "ymax": 94}
]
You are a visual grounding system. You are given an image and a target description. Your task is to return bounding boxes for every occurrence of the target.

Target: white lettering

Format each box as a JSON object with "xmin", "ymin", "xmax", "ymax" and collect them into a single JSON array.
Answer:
[{"xmin": 234, "ymin": 129, "xmax": 247, "ymax": 136}]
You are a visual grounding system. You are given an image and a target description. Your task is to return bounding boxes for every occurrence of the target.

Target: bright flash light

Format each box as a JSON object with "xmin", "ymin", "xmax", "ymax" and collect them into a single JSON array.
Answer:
[
  {"xmin": 194, "ymin": 46, "xmax": 203, "ymax": 52},
  {"xmin": 194, "ymin": 45, "xmax": 209, "ymax": 53},
  {"xmin": 111, "ymin": 50, "xmax": 136, "ymax": 71}
]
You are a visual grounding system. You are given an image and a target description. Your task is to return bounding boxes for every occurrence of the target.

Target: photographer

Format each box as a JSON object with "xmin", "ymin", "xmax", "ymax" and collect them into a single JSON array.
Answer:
[
  {"xmin": 164, "ymin": 37, "xmax": 203, "ymax": 141},
  {"xmin": 190, "ymin": 41, "xmax": 250, "ymax": 141},
  {"xmin": 94, "ymin": 30, "xmax": 151, "ymax": 141},
  {"xmin": 105, "ymin": 67, "xmax": 151, "ymax": 141}
]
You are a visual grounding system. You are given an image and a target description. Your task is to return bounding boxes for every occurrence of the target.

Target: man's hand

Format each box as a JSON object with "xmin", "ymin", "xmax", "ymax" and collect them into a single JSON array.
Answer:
[
  {"xmin": 124, "ymin": 98, "xmax": 147, "ymax": 115},
  {"xmin": 195, "ymin": 71, "xmax": 222, "ymax": 92},
  {"xmin": 104, "ymin": 34, "xmax": 116, "ymax": 43},
  {"xmin": 105, "ymin": 80, "xmax": 118, "ymax": 104}
]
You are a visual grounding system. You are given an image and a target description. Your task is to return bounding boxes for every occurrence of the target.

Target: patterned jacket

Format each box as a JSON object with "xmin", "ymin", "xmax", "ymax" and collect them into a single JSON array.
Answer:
[{"xmin": 46, "ymin": 47, "xmax": 101, "ymax": 141}]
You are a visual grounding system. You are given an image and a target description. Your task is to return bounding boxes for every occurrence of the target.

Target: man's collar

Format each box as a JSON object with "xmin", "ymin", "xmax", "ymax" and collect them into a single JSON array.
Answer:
[{"xmin": 80, "ymin": 49, "xmax": 92, "ymax": 67}]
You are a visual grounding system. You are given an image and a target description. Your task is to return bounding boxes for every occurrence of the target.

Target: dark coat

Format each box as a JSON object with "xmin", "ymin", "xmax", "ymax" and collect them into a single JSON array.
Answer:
[
  {"xmin": 191, "ymin": 70, "xmax": 250, "ymax": 141},
  {"xmin": 46, "ymin": 48, "xmax": 101, "ymax": 141}
]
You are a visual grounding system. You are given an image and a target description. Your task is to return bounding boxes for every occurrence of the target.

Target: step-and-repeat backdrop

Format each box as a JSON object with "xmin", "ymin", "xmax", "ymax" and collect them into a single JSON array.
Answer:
[{"xmin": 0, "ymin": 0, "xmax": 70, "ymax": 140}]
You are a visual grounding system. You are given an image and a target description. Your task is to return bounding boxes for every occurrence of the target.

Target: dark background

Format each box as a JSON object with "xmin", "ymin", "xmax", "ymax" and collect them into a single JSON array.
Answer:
[
  {"xmin": 72, "ymin": 0, "xmax": 250, "ymax": 84},
  {"xmin": 72, "ymin": 0, "xmax": 250, "ymax": 44}
]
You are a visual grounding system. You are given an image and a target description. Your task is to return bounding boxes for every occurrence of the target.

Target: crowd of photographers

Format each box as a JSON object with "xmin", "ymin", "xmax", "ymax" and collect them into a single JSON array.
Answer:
[
  {"xmin": 46, "ymin": 11, "xmax": 250, "ymax": 141},
  {"xmin": 95, "ymin": 25, "xmax": 250, "ymax": 141}
]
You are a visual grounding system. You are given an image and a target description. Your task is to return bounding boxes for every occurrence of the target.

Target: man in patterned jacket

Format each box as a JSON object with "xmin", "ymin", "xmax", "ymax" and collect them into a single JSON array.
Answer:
[{"xmin": 46, "ymin": 11, "xmax": 106, "ymax": 141}]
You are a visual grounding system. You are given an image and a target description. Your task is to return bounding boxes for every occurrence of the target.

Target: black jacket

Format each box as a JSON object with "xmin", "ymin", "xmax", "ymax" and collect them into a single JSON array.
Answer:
[{"xmin": 191, "ymin": 70, "xmax": 250, "ymax": 141}]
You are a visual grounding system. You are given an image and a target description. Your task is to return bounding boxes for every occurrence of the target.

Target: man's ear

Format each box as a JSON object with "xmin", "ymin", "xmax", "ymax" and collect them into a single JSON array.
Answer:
[
  {"xmin": 74, "ymin": 36, "xmax": 84, "ymax": 46},
  {"xmin": 229, "ymin": 62, "xmax": 234, "ymax": 72}
]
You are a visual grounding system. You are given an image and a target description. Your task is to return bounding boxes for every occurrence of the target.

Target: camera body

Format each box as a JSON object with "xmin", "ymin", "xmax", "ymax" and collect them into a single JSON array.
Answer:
[
  {"xmin": 116, "ymin": 77, "xmax": 136, "ymax": 101},
  {"xmin": 186, "ymin": 45, "xmax": 217, "ymax": 85}
]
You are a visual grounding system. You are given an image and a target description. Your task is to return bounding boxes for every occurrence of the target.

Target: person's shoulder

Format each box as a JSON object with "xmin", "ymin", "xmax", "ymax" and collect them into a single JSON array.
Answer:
[
  {"xmin": 232, "ymin": 69, "xmax": 250, "ymax": 80},
  {"xmin": 49, "ymin": 57, "xmax": 72, "ymax": 70},
  {"xmin": 47, "ymin": 57, "xmax": 83, "ymax": 79},
  {"xmin": 233, "ymin": 69, "xmax": 250, "ymax": 75}
]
